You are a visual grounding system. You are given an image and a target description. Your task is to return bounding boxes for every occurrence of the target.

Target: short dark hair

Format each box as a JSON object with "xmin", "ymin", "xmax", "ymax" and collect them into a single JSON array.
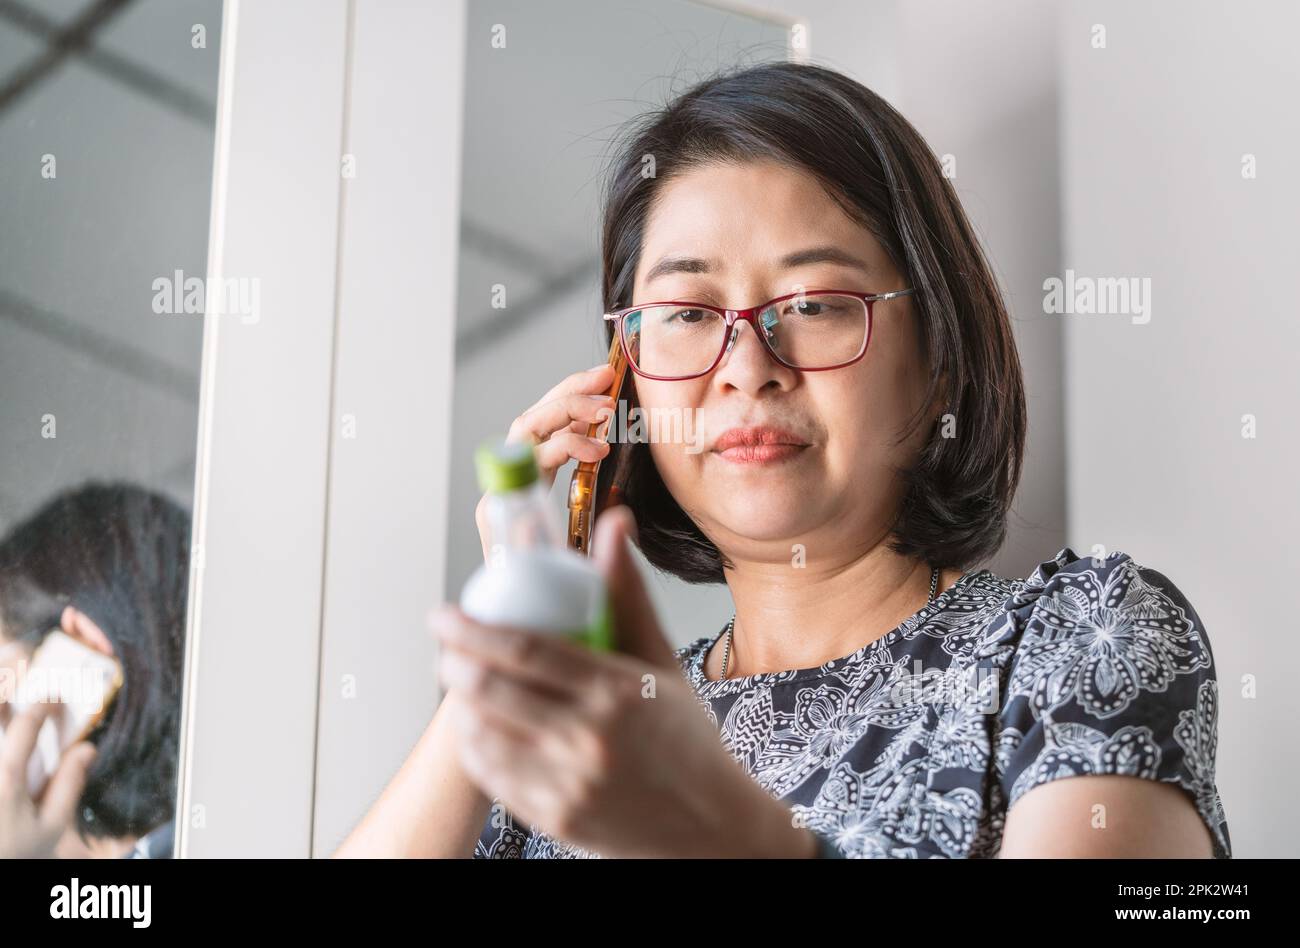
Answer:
[
  {"xmin": 596, "ymin": 60, "xmax": 1026, "ymax": 584},
  {"xmin": 0, "ymin": 482, "xmax": 190, "ymax": 841}
]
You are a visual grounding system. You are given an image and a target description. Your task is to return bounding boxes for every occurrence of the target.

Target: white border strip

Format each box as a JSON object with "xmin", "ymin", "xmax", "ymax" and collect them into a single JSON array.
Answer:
[{"xmin": 174, "ymin": 0, "xmax": 238, "ymax": 860}]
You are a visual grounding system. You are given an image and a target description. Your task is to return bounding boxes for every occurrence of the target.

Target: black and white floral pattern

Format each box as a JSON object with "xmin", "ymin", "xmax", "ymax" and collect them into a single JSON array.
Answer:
[{"xmin": 473, "ymin": 548, "xmax": 1232, "ymax": 858}]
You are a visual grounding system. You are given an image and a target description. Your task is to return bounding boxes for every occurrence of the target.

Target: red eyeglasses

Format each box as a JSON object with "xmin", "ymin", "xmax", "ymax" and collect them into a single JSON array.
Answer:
[{"xmin": 603, "ymin": 287, "xmax": 915, "ymax": 381}]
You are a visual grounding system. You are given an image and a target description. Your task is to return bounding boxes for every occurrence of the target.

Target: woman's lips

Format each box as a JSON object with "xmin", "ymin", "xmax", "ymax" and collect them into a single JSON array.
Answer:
[
  {"xmin": 715, "ymin": 443, "xmax": 808, "ymax": 464},
  {"xmin": 710, "ymin": 426, "xmax": 811, "ymax": 465}
]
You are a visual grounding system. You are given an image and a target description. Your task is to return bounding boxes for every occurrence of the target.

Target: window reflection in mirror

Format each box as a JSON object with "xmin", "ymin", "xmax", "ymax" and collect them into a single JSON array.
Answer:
[{"xmin": 0, "ymin": 0, "xmax": 222, "ymax": 859}]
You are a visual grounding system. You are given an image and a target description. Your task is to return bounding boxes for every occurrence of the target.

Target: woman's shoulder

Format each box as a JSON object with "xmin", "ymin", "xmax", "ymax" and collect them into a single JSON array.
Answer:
[
  {"xmin": 988, "ymin": 544, "xmax": 1222, "ymax": 713},
  {"xmin": 1007, "ymin": 544, "xmax": 1192, "ymax": 603},
  {"xmin": 992, "ymin": 544, "xmax": 1217, "ymax": 662},
  {"xmin": 988, "ymin": 545, "xmax": 1232, "ymax": 857}
]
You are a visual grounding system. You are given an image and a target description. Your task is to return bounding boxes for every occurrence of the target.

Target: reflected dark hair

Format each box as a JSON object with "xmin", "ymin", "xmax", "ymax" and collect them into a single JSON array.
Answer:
[
  {"xmin": 0, "ymin": 482, "xmax": 190, "ymax": 842},
  {"xmin": 595, "ymin": 60, "xmax": 1026, "ymax": 583}
]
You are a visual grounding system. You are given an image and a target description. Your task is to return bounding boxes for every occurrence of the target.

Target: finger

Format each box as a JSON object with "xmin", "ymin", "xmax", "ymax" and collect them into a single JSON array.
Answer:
[
  {"xmin": 507, "ymin": 366, "xmax": 615, "ymax": 445},
  {"xmin": 454, "ymin": 708, "xmax": 577, "ymax": 828},
  {"xmin": 0, "ymin": 701, "xmax": 52, "ymax": 784},
  {"xmin": 534, "ymin": 430, "xmax": 609, "ymax": 474},
  {"xmin": 439, "ymin": 649, "xmax": 580, "ymax": 738},
  {"xmin": 592, "ymin": 506, "xmax": 679, "ymax": 668},
  {"xmin": 61, "ymin": 607, "xmax": 115, "ymax": 657},
  {"xmin": 38, "ymin": 742, "xmax": 95, "ymax": 831},
  {"xmin": 511, "ymin": 393, "xmax": 616, "ymax": 446},
  {"xmin": 430, "ymin": 604, "xmax": 617, "ymax": 698},
  {"xmin": 536, "ymin": 363, "xmax": 615, "ymax": 407},
  {"xmin": 506, "ymin": 397, "xmax": 600, "ymax": 447},
  {"xmin": 0, "ymin": 639, "xmax": 29, "ymax": 665}
]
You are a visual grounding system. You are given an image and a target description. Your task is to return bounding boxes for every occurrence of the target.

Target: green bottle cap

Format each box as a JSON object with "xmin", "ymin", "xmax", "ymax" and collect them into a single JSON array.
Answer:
[{"xmin": 475, "ymin": 437, "xmax": 539, "ymax": 493}]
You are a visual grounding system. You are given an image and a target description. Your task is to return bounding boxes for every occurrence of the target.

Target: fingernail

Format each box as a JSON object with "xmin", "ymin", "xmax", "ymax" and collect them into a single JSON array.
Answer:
[{"xmin": 587, "ymin": 363, "xmax": 610, "ymax": 372}]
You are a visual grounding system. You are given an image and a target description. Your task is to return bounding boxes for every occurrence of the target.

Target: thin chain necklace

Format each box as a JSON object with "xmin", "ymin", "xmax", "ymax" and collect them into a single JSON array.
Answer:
[{"xmin": 718, "ymin": 565, "xmax": 941, "ymax": 681}]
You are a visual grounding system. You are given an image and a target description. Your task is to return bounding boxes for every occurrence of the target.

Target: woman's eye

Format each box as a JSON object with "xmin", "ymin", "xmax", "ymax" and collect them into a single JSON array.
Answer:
[
  {"xmin": 786, "ymin": 301, "xmax": 825, "ymax": 317},
  {"xmin": 670, "ymin": 309, "xmax": 708, "ymax": 323}
]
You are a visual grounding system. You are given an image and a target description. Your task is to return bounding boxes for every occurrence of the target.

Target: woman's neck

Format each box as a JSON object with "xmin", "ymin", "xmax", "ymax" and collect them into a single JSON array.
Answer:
[{"xmin": 704, "ymin": 543, "xmax": 963, "ymax": 681}]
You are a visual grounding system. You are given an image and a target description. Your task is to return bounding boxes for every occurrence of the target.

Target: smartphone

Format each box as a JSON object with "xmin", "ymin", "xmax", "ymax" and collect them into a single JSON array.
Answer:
[
  {"xmin": 566, "ymin": 330, "xmax": 630, "ymax": 555},
  {"xmin": 1, "ymin": 629, "xmax": 123, "ymax": 798}
]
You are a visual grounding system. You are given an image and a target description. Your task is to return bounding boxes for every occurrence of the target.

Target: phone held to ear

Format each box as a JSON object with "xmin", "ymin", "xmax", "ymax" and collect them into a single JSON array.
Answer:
[
  {"xmin": 460, "ymin": 438, "xmax": 613, "ymax": 652},
  {"xmin": 0, "ymin": 629, "xmax": 123, "ymax": 798},
  {"xmin": 566, "ymin": 332, "xmax": 629, "ymax": 555}
]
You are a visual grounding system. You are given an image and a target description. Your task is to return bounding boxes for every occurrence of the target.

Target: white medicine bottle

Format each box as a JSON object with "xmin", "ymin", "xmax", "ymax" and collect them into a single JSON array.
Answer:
[{"xmin": 459, "ymin": 438, "xmax": 612, "ymax": 651}]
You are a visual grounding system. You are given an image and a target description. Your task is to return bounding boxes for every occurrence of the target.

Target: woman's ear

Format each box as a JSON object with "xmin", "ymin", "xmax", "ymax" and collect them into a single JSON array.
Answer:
[{"xmin": 59, "ymin": 605, "xmax": 115, "ymax": 657}]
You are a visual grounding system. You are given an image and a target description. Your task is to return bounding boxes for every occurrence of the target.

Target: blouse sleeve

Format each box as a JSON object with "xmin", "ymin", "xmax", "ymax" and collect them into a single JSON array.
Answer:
[
  {"xmin": 993, "ymin": 548, "xmax": 1232, "ymax": 858},
  {"xmin": 472, "ymin": 796, "xmax": 532, "ymax": 858}
]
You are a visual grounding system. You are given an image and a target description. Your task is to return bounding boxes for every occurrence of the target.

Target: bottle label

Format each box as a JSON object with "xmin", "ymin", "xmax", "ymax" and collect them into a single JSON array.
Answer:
[{"xmin": 567, "ymin": 590, "xmax": 613, "ymax": 652}]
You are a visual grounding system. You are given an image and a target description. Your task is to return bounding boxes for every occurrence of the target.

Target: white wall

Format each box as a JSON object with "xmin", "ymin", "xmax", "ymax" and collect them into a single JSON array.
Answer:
[{"xmin": 1059, "ymin": 0, "xmax": 1299, "ymax": 858}]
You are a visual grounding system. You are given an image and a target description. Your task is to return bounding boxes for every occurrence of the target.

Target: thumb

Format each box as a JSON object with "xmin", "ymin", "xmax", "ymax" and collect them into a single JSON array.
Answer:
[{"xmin": 591, "ymin": 506, "xmax": 677, "ymax": 669}]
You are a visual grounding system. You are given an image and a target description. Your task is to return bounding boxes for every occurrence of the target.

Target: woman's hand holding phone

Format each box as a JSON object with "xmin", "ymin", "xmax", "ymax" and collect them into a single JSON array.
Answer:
[
  {"xmin": 474, "ymin": 363, "xmax": 616, "ymax": 563},
  {"xmin": 0, "ymin": 700, "xmax": 97, "ymax": 858}
]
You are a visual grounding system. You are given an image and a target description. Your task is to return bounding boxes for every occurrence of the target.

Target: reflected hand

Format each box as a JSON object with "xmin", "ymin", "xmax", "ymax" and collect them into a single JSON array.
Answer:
[{"xmin": 0, "ymin": 700, "xmax": 97, "ymax": 859}]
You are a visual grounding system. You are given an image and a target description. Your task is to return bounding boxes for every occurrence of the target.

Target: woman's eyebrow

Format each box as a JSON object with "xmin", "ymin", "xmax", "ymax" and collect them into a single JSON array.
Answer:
[
  {"xmin": 778, "ymin": 246, "xmax": 873, "ymax": 274},
  {"xmin": 644, "ymin": 254, "xmax": 712, "ymax": 283},
  {"xmin": 644, "ymin": 246, "xmax": 872, "ymax": 284}
]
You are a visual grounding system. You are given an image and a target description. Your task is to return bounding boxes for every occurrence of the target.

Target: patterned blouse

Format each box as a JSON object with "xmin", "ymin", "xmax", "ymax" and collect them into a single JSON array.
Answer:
[{"xmin": 473, "ymin": 547, "xmax": 1232, "ymax": 859}]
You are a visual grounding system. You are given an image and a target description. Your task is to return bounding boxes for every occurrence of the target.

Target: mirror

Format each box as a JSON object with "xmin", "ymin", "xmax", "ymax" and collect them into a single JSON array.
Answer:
[{"xmin": 0, "ymin": 0, "xmax": 222, "ymax": 858}]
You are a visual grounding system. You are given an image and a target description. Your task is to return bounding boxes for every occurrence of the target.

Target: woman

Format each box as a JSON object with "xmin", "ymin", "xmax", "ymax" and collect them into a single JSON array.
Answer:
[
  {"xmin": 0, "ymin": 483, "xmax": 189, "ymax": 858},
  {"xmin": 337, "ymin": 61, "xmax": 1231, "ymax": 859}
]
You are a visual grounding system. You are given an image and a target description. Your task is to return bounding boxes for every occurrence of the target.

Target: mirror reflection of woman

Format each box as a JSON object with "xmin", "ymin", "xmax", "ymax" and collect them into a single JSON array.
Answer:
[
  {"xmin": 0, "ymin": 484, "xmax": 189, "ymax": 859},
  {"xmin": 338, "ymin": 61, "xmax": 1231, "ymax": 860}
]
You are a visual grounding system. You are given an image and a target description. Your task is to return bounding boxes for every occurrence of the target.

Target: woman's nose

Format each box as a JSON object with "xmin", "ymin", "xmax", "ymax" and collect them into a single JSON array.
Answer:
[
  {"xmin": 714, "ymin": 317, "xmax": 795, "ymax": 390},
  {"xmin": 723, "ymin": 321, "xmax": 740, "ymax": 355},
  {"xmin": 721, "ymin": 316, "xmax": 772, "ymax": 361},
  {"xmin": 723, "ymin": 310, "xmax": 779, "ymax": 357}
]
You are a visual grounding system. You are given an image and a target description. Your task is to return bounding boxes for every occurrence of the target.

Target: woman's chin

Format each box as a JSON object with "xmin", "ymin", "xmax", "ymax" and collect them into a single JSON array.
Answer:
[{"xmin": 709, "ymin": 501, "xmax": 819, "ymax": 545}]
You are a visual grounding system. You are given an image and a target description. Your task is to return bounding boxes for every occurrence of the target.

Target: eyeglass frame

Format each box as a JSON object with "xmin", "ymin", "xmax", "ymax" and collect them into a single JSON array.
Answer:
[{"xmin": 602, "ymin": 287, "xmax": 916, "ymax": 381}]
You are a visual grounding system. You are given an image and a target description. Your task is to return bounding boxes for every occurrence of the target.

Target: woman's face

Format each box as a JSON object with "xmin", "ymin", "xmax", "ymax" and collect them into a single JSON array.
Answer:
[{"xmin": 629, "ymin": 158, "xmax": 938, "ymax": 562}]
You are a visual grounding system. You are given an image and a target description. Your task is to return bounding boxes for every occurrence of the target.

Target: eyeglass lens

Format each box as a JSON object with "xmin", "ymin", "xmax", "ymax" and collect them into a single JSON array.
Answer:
[{"xmin": 622, "ymin": 293, "xmax": 868, "ymax": 379}]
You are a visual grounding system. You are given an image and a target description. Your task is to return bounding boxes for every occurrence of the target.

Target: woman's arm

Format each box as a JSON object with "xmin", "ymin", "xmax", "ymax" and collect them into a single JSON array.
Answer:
[
  {"xmin": 333, "ymin": 688, "xmax": 490, "ymax": 858},
  {"xmin": 998, "ymin": 774, "xmax": 1215, "ymax": 857}
]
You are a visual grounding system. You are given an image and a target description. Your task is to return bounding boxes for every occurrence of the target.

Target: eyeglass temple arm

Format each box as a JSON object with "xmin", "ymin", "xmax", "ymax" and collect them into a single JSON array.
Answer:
[{"xmin": 864, "ymin": 287, "xmax": 915, "ymax": 301}]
